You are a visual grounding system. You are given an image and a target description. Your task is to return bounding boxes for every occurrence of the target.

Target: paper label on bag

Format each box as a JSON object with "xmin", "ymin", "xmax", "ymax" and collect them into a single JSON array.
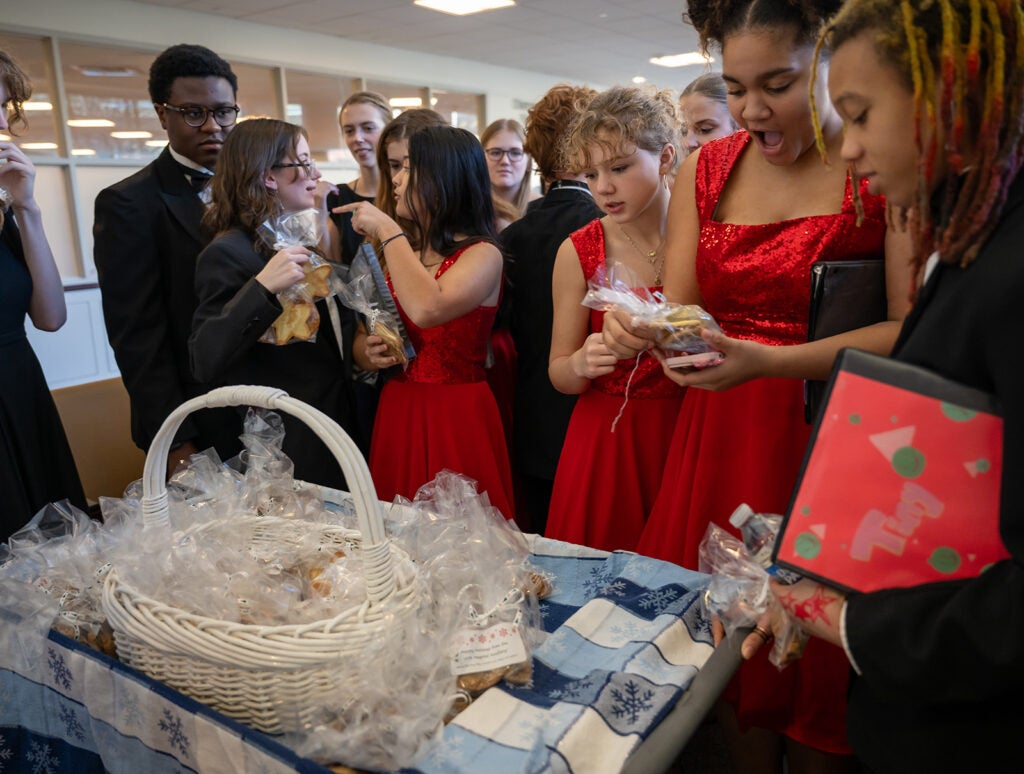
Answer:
[{"xmin": 450, "ymin": 622, "xmax": 528, "ymax": 675}]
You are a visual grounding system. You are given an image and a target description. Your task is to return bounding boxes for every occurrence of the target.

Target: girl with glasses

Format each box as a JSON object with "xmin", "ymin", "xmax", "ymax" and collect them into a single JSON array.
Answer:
[
  {"xmin": 338, "ymin": 125, "xmax": 515, "ymax": 520},
  {"xmin": 190, "ymin": 117, "xmax": 357, "ymax": 488},
  {"xmin": 480, "ymin": 118, "xmax": 539, "ymax": 229}
]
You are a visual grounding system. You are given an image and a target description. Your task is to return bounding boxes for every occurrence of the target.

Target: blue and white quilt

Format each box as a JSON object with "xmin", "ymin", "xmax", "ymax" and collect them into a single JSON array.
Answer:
[{"xmin": 0, "ymin": 536, "xmax": 713, "ymax": 773}]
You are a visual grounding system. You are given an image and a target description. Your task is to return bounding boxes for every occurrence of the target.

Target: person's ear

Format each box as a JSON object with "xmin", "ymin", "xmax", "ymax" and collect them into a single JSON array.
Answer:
[
  {"xmin": 659, "ymin": 142, "xmax": 676, "ymax": 175},
  {"xmin": 154, "ymin": 103, "xmax": 169, "ymax": 132},
  {"xmin": 264, "ymin": 172, "xmax": 279, "ymax": 192}
]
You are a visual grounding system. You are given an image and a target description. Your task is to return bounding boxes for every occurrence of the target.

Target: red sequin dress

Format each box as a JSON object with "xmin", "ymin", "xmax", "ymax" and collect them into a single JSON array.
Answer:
[
  {"xmin": 545, "ymin": 219, "xmax": 684, "ymax": 552},
  {"xmin": 369, "ymin": 246, "xmax": 515, "ymax": 519},
  {"xmin": 636, "ymin": 132, "xmax": 887, "ymax": 752}
]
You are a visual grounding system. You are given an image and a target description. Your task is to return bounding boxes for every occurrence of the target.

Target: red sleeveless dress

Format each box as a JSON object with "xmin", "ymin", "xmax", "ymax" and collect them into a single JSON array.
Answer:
[
  {"xmin": 636, "ymin": 132, "xmax": 887, "ymax": 752},
  {"xmin": 545, "ymin": 219, "xmax": 684, "ymax": 552},
  {"xmin": 369, "ymin": 246, "xmax": 515, "ymax": 520}
]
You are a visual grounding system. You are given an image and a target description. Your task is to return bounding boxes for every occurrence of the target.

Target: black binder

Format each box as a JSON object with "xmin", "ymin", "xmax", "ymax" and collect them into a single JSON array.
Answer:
[{"xmin": 804, "ymin": 259, "xmax": 887, "ymax": 423}]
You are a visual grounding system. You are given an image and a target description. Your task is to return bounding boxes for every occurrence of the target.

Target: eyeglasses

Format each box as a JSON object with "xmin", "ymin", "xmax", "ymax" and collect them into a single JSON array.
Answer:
[
  {"xmin": 271, "ymin": 159, "xmax": 318, "ymax": 178},
  {"xmin": 160, "ymin": 103, "xmax": 240, "ymax": 128},
  {"xmin": 485, "ymin": 147, "xmax": 525, "ymax": 162}
]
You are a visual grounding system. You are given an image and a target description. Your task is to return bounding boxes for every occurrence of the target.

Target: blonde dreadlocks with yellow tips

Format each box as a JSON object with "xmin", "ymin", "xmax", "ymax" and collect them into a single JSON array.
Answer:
[
  {"xmin": 768, "ymin": 2, "xmax": 1024, "ymax": 771},
  {"xmin": 815, "ymin": 0, "xmax": 1024, "ymax": 271}
]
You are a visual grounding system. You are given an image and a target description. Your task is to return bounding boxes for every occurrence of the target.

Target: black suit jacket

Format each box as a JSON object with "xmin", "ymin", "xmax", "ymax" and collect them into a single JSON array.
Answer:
[
  {"xmin": 843, "ymin": 173, "xmax": 1024, "ymax": 771},
  {"xmin": 190, "ymin": 229, "xmax": 356, "ymax": 488},
  {"xmin": 93, "ymin": 147, "xmax": 238, "ymax": 455},
  {"xmin": 502, "ymin": 184, "xmax": 603, "ymax": 480}
]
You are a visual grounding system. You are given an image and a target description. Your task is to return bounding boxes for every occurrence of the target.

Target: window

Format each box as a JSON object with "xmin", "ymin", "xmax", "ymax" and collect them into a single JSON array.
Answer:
[
  {"xmin": 431, "ymin": 89, "xmax": 482, "ymax": 134},
  {"xmin": 0, "ymin": 32, "xmax": 60, "ymax": 156},
  {"xmin": 283, "ymin": 70, "xmax": 356, "ymax": 163},
  {"xmin": 60, "ymin": 41, "xmax": 161, "ymax": 160}
]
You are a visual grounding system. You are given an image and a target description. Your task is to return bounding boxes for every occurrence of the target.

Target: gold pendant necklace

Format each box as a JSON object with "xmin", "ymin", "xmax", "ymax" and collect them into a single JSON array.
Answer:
[{"xmin": 619, "ymin": 225, "xmax": 664, "ymax": 285}]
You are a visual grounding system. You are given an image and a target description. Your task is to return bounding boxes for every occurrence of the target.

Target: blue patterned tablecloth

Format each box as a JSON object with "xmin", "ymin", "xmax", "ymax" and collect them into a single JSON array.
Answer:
[{"xmin": 0, "ymin": 536, "xmax": 713, "ymax": 773}]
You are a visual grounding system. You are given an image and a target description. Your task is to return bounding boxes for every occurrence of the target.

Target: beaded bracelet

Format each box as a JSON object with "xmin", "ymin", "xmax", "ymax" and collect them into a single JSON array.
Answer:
[{"xmin": 380, "ymin": 232, "xmax": 409, "ymax": 250}]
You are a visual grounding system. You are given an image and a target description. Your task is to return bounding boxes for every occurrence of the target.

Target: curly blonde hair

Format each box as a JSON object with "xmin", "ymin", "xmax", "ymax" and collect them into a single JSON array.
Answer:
[{"xmin": 563, "ymin": 85, "xmax": 679, "ymax": 172}]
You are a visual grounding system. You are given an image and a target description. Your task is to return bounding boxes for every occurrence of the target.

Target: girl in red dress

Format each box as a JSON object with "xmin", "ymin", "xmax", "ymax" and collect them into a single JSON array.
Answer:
[
  {"xmin": 545, "ymin": 86, "xmax": 684, "ymax": 552},
  {"xmin": 604, "ymin": 0, "xmax": 914, "ymax": 771},
  {"xmin": 339, "ymin": 125, "xmax": 514, "ymax": 520}
]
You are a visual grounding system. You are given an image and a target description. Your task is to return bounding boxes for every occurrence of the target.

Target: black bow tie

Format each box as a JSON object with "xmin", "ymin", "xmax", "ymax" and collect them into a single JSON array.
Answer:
[{"xmin": 187, "ymin": 172, "xmax": 212, "ymax": 194}]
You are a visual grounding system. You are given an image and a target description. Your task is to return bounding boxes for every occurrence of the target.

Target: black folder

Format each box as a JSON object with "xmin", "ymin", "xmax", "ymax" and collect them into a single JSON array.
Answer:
[{"xmin": 804, "ymin": 259, "xmax": 887, "ymax": 423}]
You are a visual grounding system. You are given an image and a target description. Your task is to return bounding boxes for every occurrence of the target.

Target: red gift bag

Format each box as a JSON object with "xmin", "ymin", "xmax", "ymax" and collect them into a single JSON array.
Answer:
[{"xmin": 774, "ymin": 348, "xmax": 1009, "ymax": 593}]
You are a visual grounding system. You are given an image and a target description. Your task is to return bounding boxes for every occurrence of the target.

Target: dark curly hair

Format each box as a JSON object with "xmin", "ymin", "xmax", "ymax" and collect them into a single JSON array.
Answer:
[
  {"xmin": 148, "ymin": 44, "xmax": 237, "ymax": 104},
  {"xmin": 684, "ymin": 0, "xmax": 842, "ymax": 52}
]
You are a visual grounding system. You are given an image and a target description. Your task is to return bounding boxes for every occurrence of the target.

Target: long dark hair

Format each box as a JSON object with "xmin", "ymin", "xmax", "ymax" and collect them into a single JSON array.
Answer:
[{"xmin": 406, "ymin": 125, "xmax": 499, "ymax": 258}]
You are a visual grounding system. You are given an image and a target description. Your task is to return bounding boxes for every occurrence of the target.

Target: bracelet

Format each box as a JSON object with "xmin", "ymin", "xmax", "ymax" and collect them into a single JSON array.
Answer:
[{"xmin": 380, "ymin": 232, "xmax": 409, "ymax": 250}]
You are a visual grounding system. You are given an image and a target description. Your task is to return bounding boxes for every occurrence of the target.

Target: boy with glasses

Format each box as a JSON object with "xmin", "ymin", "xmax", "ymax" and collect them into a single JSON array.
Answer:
[{"xmin": 93, "ymin": 44, "xmax": 241, "ymax": 474}]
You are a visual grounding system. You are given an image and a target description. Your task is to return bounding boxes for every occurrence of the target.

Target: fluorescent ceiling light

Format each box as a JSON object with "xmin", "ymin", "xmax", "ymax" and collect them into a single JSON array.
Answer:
[
  {"xmin": 145, "ymin": 139, "xmax": 169, "ymax": 147},
  {"xmin": 71, "ymin": 148, "xmax": 96, "ymax": 156},
  {"xmin": 632, "ymin": 76, "xmax": 647, "ymax": 84},
  {"xmin": 73, "ymin": 65, "xmax": 140, "ymax": 77},
  {"xmin": 22, "ymin": 142, "xmax": 58, "ymax": 150},
  {"xmin": 414, "ymin": 0, "xmax": 514, "ymax": 16},
  {"xmin": 68, "ymin": 119, "xmax": 115, "ymax": 128},
  {"xmin": 649, "ymin": 52, "xmax": 713, "ymax": 68},
  {"xmin": 111, "ymin": 130, "xmax": 153, "ymax": 139},
  {"xmin": 0, "ymin": 134, "xmax": 9, "ymax": 142},
  {"xmin": 25, "ymin": 101, "xmax": 53, "ymax": 111},
  {"xmin": 389, "ymin": 97, "xmax": 423, "ymax": 108}
]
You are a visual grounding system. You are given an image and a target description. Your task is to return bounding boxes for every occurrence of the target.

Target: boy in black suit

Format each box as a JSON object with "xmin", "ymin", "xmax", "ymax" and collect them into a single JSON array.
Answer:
[
  {"xmin": 502, "ymin": 84, "xmax": 601, "ymax": 533},
  {"xmin": 93, "ymin": 44, "xmax": 240, "ymax": 474}
]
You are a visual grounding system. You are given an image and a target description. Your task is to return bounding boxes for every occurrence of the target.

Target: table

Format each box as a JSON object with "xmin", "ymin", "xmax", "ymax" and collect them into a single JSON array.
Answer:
[{"xmin": 0, "ymin": 536, "xmax": 736, "ymax": 773}]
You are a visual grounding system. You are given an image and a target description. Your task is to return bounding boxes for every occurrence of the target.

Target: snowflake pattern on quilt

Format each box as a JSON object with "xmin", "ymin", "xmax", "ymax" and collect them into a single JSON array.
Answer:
[
  {"xmin": 609, "ymin": 680, "xmax": 655, "ymax": 724},
  {"xmin": 119, "ymin": 690, "xmax": 142, "ymax": 730},
  {"xmin": 59, "ymin": 704, "xmax": 86, "ymax": 742},
  {"xmin": 47, "ymin": 648, "xmax": 73, "ymax": 690},
  {"xmin": 609, "ymin": 618, "xmax": 648, "ymax": 641},
  {"xmin": 0, "ymin": 734, "xmax": 12, "ymax": 773},
  {"xmin": 598, "ymin": 579, "xmax": 628, "ymax": 598},
  {"xmin": 26, "ymin": 740, "xmax": 58, "ymax": 774},
  {"xmin": 158, "ymin": 708, "xmax": 191, "ymax": 758},
  {"xmin": 636, "ymin": 586, "xmax": 680, "ymax": 614},
  {"xmin": 581, "ymin": 565, "xmax": 616, "ymax": 599},
  {"xmin": 426, "ymin": 731, "xmax": 466, "ymax": 767},
  {"xmin": 547, "ymin": 672, "xmax": 603, "ymax": 703},
  {"xmin": 593, "ymin": 672, "xmax": 678, "ymax": 735}
]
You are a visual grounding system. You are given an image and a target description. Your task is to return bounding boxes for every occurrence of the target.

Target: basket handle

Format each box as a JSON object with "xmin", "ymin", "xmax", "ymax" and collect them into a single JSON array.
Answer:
[{"xmin": 142, "ymin": 385, "xmax": 393, "ymax": 597}]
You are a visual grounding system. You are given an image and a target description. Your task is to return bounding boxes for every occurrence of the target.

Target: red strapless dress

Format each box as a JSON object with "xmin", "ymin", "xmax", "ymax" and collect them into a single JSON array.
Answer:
[
  {"xmin": 369, "ymin": 246, "xmax": 515, "ymax": 520},
  {"xmin": 545, "ymin": 219, "xmax": 684, "ymax": 552},
  {"xmin": 636, "ymin": 132, "xmax": 887, "ymax": 753}
]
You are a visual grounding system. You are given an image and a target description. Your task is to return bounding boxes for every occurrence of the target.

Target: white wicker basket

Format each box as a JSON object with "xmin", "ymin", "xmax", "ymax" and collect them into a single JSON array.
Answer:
[{"xmin": 101, "ymin": 385, "xmax": 421, "ymax": 734}]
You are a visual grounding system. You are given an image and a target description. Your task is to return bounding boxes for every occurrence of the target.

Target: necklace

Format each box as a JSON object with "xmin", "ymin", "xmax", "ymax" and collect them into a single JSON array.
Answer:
[{"xmin": 619, "ymin": 225, "xmax": 664, "ymax": 284}]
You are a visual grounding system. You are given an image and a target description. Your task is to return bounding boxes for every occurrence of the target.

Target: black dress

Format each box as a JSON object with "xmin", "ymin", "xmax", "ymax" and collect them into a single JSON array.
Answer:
[
  {"xmin": 0, "ymin": 213, "xmax": 86, "ymax": 541},
  {"xmin": 327, "ymin": 183, "xmax": 379, "ymax": 456},
  {"xmin": 327, "ymin": 183, "xmax": 374, "ymax": 266}
]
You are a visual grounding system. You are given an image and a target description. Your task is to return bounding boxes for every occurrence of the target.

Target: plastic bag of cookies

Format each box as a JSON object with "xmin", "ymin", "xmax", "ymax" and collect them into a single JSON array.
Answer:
[
  {"xmin": 256, "ymin": 208, "xmax": 336, "ymax": 346},
  {"xmin": 582, "ymin": 259, "xmax": 726, "ymax": 370}
]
